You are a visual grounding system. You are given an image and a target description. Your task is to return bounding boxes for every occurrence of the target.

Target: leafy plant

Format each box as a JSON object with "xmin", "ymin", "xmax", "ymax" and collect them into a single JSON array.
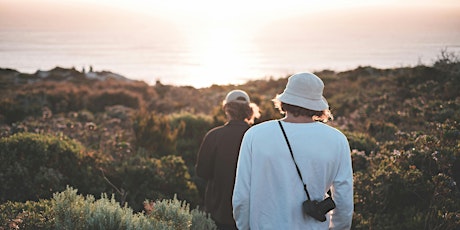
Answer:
[
  {"xmin": 0, "ymin": 186, "xmax": 216, "ymax": 230},
  {"xmin": 0, "ymin": 132, "xmax": 104, "ymax": 203},
  {"xmin": 0, "ymin": 199, "xmax": 54, "ymax": 229}
]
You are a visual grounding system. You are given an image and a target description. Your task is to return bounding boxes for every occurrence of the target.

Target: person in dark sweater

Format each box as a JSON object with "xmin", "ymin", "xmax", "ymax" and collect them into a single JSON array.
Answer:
[{"xmin": 195, "ymin": 89, "xmax": 260, "ymax": 230}]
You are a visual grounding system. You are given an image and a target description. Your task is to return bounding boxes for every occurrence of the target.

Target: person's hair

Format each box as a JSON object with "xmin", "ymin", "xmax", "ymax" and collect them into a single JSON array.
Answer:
[
  {"xmin": 272, "ymin": 99, "xmax": 333, "ymax": 123},
  {"xmin": 224, "ymin": 102, "xmax": 260, "ymax": 125}
]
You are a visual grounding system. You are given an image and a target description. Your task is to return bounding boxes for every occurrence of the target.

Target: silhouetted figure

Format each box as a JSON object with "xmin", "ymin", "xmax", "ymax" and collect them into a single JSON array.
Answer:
[{"xmin": 196, "ymin": 90, "xmax": 260, "ymax": 230}]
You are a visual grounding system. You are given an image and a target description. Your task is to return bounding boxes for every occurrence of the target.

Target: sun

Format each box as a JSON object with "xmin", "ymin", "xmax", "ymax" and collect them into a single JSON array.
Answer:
[{"xmin": 179, "ymin": 25, "xmax": 260, "ymax": 87}]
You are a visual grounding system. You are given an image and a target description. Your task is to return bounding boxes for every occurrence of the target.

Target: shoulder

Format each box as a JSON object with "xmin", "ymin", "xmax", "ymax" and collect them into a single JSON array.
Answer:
[
  {"xmin": 204, "ymin": 125, "xmax": 226, "ymax": 137},
  {"xmin": 316, "ymin": 122, "xmax": 349, "ymax": 142},
  {"xmin": 319, "ymin": 122, "xmax": 344, "ymax": 133}
]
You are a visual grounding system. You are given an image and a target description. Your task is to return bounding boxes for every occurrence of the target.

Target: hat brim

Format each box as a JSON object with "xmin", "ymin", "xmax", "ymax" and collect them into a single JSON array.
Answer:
[{"xmin": 276, "ymin": 92, "xmax": 328, "ymax": 111}]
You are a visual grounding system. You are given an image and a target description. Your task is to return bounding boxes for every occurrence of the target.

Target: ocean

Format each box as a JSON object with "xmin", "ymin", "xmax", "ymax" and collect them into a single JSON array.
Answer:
[{"xmin": 1, "ymin": 10, "xmax": 460, "ymax": 88}]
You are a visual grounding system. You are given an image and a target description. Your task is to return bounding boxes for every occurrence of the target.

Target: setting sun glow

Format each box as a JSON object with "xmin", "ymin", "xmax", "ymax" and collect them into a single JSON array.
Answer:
[{"xmin": 1, "ymin": 0, "xmax": 460, "ymax": 87}]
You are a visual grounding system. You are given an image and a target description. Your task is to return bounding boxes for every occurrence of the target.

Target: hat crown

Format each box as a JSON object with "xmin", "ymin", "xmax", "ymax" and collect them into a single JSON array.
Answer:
[
  {"xmin": 224, "ymin": 89, "xmax": 250, "ymax": 104},
  {"xmin": 284, "ymin": 73, "xmax": 324, "ymax": 100},
  {"xmin": 276, "ymin": 72, "xmax": 328, "ymax": 111}
]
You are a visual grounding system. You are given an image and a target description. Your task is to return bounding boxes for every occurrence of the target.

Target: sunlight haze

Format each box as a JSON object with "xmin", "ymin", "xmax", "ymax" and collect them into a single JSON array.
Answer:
[{"xmin": 1, "ymin": 0, "xmax": 460, "ymax": 87}]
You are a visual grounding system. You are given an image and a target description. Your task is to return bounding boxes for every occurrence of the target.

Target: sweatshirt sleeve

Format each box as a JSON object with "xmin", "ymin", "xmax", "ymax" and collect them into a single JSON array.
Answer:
[
  {"xmin": 329, "ymin": 137, "xmax": 354, "ymax": 230},
  {"xmin": 195, "ymin": 131, "xmax": 216, "ymax": 180},
  {"xmin": 232, "ymin": 131, "xmax": 252, "ymax": 230}
]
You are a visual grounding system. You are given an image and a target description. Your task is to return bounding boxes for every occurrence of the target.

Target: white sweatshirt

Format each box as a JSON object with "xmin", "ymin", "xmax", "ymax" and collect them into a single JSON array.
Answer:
[{"xmin": 233, "ymin": 120, "xmax": 353, "ymax": 230}]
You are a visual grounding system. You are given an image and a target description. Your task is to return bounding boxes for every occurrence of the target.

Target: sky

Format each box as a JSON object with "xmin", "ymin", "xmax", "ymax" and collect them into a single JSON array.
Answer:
[
  {"xmin": 1, "ymin": 0, "xmax": 460, "ymax": 87},
  {"xmin": 2, "ymin": 0, "xmax": 460, "ymax": 28}
]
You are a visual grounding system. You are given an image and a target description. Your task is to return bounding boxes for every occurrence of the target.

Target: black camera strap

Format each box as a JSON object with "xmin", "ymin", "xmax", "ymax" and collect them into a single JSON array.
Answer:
[{"xmin": 278, "ymin": 120, "xmax": 312, "ymax": 201}]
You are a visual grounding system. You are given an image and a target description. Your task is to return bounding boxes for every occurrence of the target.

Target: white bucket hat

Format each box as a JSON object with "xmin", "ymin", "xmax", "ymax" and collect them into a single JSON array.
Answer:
[
  {"xmin": 223, "ymin": 89, "xmax": 250, "ymax": 105},
  {"xmin": 276, "ymin": 72, "xmax": 329, "ymax": 111}
]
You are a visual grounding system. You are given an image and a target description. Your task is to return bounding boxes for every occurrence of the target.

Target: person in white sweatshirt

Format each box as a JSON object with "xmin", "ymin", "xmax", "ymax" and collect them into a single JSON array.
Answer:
[{"xmin": 232, "ymin": 72, "xmax": 354, "ymax": 230}]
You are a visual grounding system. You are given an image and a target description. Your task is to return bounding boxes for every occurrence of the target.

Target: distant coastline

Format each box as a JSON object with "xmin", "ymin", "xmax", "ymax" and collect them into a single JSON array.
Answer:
[
  {"xmin": 0, "ymin": 52, "xmax": 458, "ymax": 89},
  {"xmin": 2, "ymin": 23, "xmax": 459, "ymax": 88}
]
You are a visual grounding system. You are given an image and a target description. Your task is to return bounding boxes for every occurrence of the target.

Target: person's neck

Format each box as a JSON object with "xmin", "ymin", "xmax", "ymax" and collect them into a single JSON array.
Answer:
[{"xmin": 281, "ymin": 114, "xmax": 315, "ymax": 123}]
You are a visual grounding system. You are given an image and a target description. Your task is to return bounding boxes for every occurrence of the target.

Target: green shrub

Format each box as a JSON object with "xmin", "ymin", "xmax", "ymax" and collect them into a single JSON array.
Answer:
[
  {"xmin": 132, "ymin": 112, "xmax": 179, "ymax": 156},
  {"xmin": 352, "ymin": 126, "xmax": 460, "ymax": 229},
  {"xmin": 53, "ymin": 186, "xmax": 154, "ymax": 229},
  {"xmin": 345, "ymin": 131, "xmax": 378, "ymax": 155},
  {"xmin": 0, "ymin": 97, "xmax": 29, "ymax": 124},
  {"xmin": 0, "ymin": 199, "xmax": 54, "ymax": 229},
  {"xmin": 350, "ymin": 150, "xmax": 369, "ymax": 172},
  {"xmin": 170, "ymin": 112, "xmax": 214, "ymax": 168},
  {"xmin": 146, "ymin": 196, "xmax": 192, "ymax": 229},
  {"xmin": 101, "ymin": 153, "xmax": 199, "ymax": 213},
  {"xmin": 366, "ymin": 121, "xmax": 399, "ymax": 141},
  {"xmin": 1, "ymin": 186, "xmax": 216, "ymax": 230},
  {"xmin": 88, "ymin": 90, "xmax": 141, "ymax": 113},
  {"xmin": 145, "ymin": 195, "xmax": 216, "ymax": 230},
  {"xmin": 0, "ymin": 132, "xmax": 104, "ymax": 203},
  {"xmin": 190, "ymin": 208, "xmax": 217, "ymax": 230}
]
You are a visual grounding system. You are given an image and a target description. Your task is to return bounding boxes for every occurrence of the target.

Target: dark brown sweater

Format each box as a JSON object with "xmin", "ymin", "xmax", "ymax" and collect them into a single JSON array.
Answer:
[{"xmin": 195, "ymin": 120, "xmax": 250, "ymax": 225}]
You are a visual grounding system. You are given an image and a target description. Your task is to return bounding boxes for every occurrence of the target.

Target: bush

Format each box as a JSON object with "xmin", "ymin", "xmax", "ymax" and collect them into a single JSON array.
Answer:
[
  {"xmin": 352, "ymin": 126, "xmax": 460, "ymax": 229},
  {"xmin": 101, "ymin": 153, "xmax": 200, "ymax": 213},
  {"xmin": 145, "ymin": 195, "xmax": 216, "ymax": 230},
  {"xmin": 88, "ymin": 90, "xmax": 141, "ymax": 113},
  {"xmin": 366, "ymin": 121, "xmax": 399, "ymax": 141},
  {"xmin": 0, "ymin": 132, "xmax": 104, "ymax": 203},
  {"xmin": 132, "ymin": 112, "xmax": 179, "ymax": 156},
  {"xmin": 345, "ymin": 131, "xmax": 378, "ymax": 155},
  {"xmin": 1, "ymin": 187, "xmax": 216, "ymax": 230},
  {"xmin": 0, "ymin": 199, "xmax": 53, "ymax": 229},
  {"xmin": 53, "ymin": 186, "xmax": 153, "ymax": 229},
  {"xmin": 170, "ymin": 112, "xmax": 214, "ymax": 168}
]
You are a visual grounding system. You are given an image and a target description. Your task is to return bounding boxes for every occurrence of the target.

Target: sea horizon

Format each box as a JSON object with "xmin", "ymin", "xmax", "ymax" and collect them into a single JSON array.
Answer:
[
  {"xmin": 2, "ymin": 27, "xmax": 459, "ymax": 88},
  {"xmin": 1, "ymin": 1, "xmax": 460, "ymax": 88}
]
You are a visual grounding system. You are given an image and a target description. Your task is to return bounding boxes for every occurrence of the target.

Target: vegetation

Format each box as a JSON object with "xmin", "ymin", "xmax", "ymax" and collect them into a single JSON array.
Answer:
[
  {"xmin": 0, "ymin": 187, "xmax": 216, "ymax": 229},
  {"xmin": 0, "ymin": 50, "xmax": 459, "ymax": 229}
]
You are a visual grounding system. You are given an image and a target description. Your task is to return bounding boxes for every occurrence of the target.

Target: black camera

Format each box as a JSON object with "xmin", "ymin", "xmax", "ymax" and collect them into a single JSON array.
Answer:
[{"xmin": 302, "ymin": 197, "xmax": 336, "ymax": 222}]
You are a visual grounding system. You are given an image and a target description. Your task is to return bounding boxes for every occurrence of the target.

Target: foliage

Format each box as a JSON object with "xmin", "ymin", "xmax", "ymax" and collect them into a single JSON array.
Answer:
[
  {"xmin": 52, "ymin": 186, "xmax": 154, "ymax": 229},
  {"xmin": 345, "ymin": 131, "xmax": 378, "ymax": 155},
  {"xmin": 0, "ymin": 187, "xmax": 216, "ymax": 230},
  {"xmin": 352, "ymin": 120, "xmax": 460, "ymax": 229},
  {"xmin": 170, "ymin": 112, "xmax": 215, "ymax": 168},
  {"xmin": 145, "ymin": 195, "xmax": 216, "ymax": 230},
  {"xmin": 0, "ymin": 132, "xmax": 105, "ymax": 203},
  {"xmin": 102, "ymin": 153, "xmax": 200, "ymax": 212},
  {"xmin": 0, "ymin": 78, "xmax": 153, "ymax": 124},
  {"xmin": 0, "ymin": 51, "xmax": 459, "ymax": 228},
  {"xmin": 88, "ymin": 90, "xmax": 142, "ymax": 112},
  {"xmin": 132, "ymin": 112, "xmax": 180, "ymax": 156},
  {"xmin": 0, "ymin": 199, "xmax": 53, "ymax": 230}
]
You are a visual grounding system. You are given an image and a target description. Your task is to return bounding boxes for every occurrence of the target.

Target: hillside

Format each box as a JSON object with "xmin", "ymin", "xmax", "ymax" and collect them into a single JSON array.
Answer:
[
  {"xmin": 1, "ymin": 59, "xmax": 459, "ymax": 137},
  {"xmin": 0, "ymin": 55, "xmax": 459, "ymax": 229}
]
